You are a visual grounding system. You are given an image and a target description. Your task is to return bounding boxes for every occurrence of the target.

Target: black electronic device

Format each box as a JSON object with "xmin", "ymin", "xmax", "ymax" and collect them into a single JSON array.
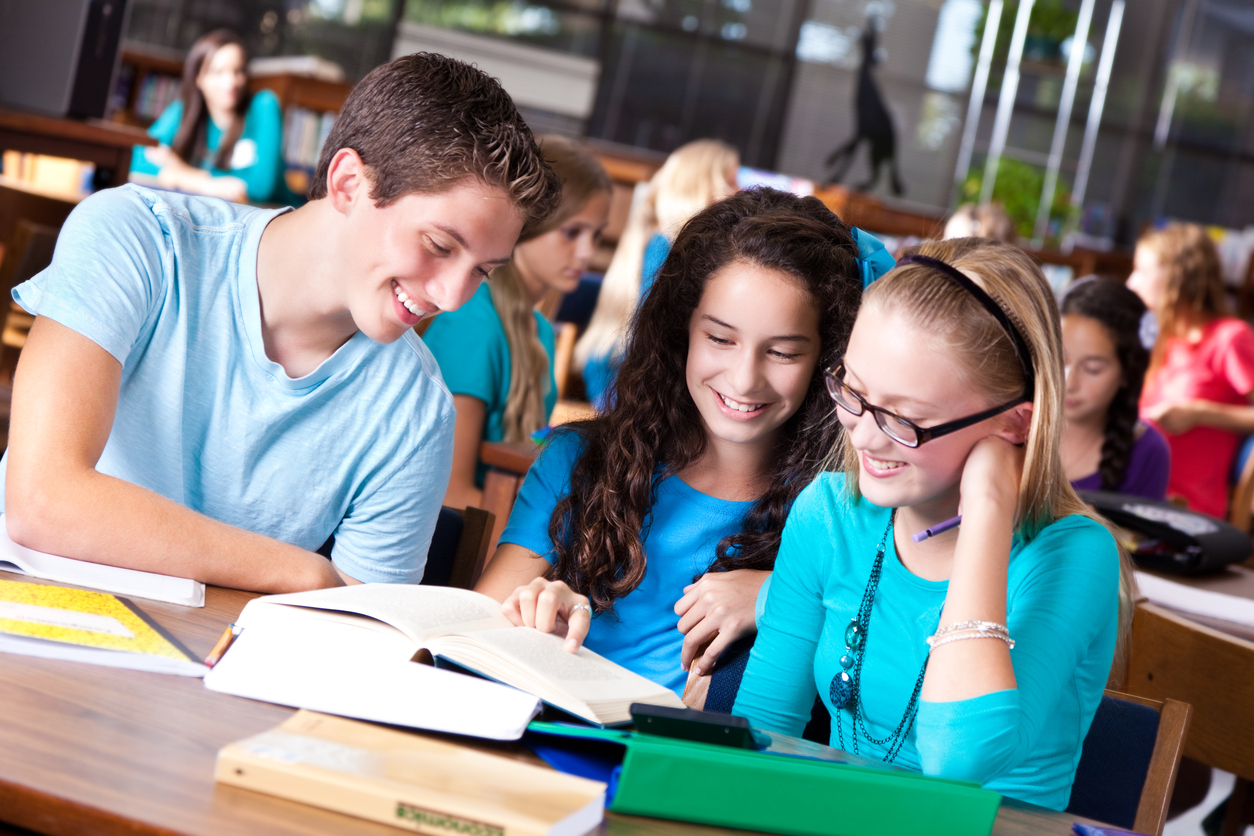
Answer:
[
  {"xmin": 1079, "ymin": 490, "xmax": 1251, "ymax": 575},
  {"xmin": 629, "ymin": 703, "xmax": 767, "ymax": 750},
  {"xmin": 0, "ymin": 0, "xmax": 131, "ymax": 119}
]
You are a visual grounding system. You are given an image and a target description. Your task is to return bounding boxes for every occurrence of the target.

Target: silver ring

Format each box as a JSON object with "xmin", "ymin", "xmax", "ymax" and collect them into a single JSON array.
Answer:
[{"xmin": 570, "ymin": 603, "xmax": 592, "ymax": 617}]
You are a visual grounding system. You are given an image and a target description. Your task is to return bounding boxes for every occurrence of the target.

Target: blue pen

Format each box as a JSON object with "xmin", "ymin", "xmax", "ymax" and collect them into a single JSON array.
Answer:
[{"xmin": 912, "ymin": 514, "xmax": 962, "ymax": 543}]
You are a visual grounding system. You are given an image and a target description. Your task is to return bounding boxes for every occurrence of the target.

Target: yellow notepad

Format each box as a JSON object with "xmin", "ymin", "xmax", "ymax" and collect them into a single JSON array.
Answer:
[{"xmin": 0, "ymin": 578, "xmax": 207, "ymax": 676}]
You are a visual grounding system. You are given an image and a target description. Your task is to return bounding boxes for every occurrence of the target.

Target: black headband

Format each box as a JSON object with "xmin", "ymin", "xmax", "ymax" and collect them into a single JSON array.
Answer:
[{"xmin": 896, "ymin": 253, "xmax": 1036, "ymax": 401}]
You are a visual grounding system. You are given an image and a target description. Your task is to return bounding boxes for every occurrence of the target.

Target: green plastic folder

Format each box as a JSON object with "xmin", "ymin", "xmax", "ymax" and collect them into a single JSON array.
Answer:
[{"xmin": 526, "ymin": 721, "xmax": 1001, "ymax": 836}]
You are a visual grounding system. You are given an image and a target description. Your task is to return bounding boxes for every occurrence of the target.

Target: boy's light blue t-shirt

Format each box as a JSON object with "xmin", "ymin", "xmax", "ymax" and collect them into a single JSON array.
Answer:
[
  {"xmin": 422, "ymin": 283, "xmax": 557, "ymax": 486},
  {"xmin": 0, "ymin": 185, "xmax": 455, "ymax": 584},
  {"xmin": 499, "ymin": 430, "xmax": 754, "ymax": 694},
  {"xmin": 130, "ymin": 89, "xmax": 285, "ymax": 204}
]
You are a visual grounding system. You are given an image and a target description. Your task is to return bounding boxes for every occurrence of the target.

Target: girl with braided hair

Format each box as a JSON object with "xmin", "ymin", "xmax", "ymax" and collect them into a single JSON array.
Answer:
[
  {"xmin": 475, "ymin": 187, "xmax": 888, "ymax": 693},
  {"xmin": 1059, "ymin": 278, "xmax": 1169, "ymax": 498}
]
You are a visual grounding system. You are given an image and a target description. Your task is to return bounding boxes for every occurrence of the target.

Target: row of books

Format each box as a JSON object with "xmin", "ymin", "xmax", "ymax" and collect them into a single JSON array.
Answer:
[
  {"xmin": 0, "ymin": 151, "xmax": 94, "ymax": 199},
  {"xmin": 283, "ymin": 106, "xmax": 336, "ymax": 174},
  {"xmin": 131, "ymin": 71, "xmax": 182, "ymax": 121}
]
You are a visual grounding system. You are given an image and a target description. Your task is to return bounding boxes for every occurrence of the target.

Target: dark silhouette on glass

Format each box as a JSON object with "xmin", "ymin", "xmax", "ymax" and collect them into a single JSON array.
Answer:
[{"xmin": 824, "ymin": 17, "xmax": 904, "ymax": 196}]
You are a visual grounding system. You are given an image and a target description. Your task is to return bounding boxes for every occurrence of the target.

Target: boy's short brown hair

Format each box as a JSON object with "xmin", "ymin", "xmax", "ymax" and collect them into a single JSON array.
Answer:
[{"xmin": 309, "ymin": 52, "xmax": 561, "ymax": 232}]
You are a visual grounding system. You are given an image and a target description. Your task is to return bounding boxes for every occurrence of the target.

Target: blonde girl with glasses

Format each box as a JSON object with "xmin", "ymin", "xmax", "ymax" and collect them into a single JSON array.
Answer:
[{"xmin": 733, "ymin": 238, "xmax": 1133, "ymax": 810}]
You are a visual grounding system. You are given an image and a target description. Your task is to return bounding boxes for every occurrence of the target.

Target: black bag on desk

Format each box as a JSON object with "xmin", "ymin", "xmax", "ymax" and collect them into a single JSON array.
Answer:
[{"xmin": 1078, "ymin": 491, "xmax": 1251, "ymax": 575}]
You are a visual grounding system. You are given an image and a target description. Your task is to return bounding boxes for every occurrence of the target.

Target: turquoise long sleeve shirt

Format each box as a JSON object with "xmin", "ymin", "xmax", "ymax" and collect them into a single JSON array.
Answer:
[
  {"xmin": 732, "ymin": 473, "xmax": 1120, "ymax": 810},
  {"xmin": 130, "ymin": 89, "xmax": 284, "ymax": 204}
]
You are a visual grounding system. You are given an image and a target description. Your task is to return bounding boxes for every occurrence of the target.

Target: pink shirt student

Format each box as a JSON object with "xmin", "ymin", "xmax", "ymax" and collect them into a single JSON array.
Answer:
[{"xmin": 1141, "ymin": 318, "xmax": 1254, "ymax": 518}]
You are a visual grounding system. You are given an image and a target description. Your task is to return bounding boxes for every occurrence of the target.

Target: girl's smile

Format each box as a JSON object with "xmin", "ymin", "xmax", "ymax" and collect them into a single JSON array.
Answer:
[{"xmin": 685, "ymin": 260, "xmax": 820, "ymax": 456}]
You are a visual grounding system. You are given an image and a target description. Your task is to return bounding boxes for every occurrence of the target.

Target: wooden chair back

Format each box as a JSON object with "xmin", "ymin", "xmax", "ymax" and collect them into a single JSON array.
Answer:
[
  {"xmin": 1230, "ymin": 435, "xmax": 1254, "ymax": 533},
  {"xmin": 313, "ymin": 506, "xmax": 494, "ymax": 590},
  {"xmin": 1066, "ymin": 688, "xmax": 1192, "ymax": 835},
  {"xmin": 1124, "ymin": 603, "xmax": 1254, "ymax": 782},
  {"xmin": 423, "ymin": 506, "xmax": 496, "ymax": 590}
]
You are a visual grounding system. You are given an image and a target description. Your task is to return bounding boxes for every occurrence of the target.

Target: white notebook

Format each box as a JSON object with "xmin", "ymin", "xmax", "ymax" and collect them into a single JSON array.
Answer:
[{"xmin": 0, "ymin": 515, "xmax": 205, "ymax": 607}]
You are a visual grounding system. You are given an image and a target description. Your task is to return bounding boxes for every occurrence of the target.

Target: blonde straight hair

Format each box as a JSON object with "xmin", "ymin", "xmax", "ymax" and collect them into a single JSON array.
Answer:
[
  {"xmin": 839, "ymin": 238, "xmax": 1136, "ymax": 675},
  {"xmin": 491, "ymin": 136, "xmax": 610, "ymax": 443},
  {"xmin": 574, "ymin": 139, "xmax": 739, "ymax": 372}
]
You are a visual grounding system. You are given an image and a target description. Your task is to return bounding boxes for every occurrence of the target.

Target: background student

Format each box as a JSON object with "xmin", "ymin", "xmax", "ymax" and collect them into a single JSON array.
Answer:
[
  {"xmin": 732, "ymin": 239, "xmax": 1130, "ymax": 810},
  {"xmin": 574, "ymin": 139, "xmax": 739, "ymax": 409},
  {"xmin": 129, "ymin": 29, "xmax": 286, "ymax": 204},
  {"xmin": 3, "ymin": 53, "xmax": 560, "ymax": 592},
  {"xmin": 475, "ymin": 187, "xmax": 876, "ymax": 693},
  {"xmin": 1060, "ymin": 278, "xmax": 1169, "ymax": 498},
  {"xmin": 1129, "ymin": 223, "xmax": 1254, "ymax": 518},
  {"xmin": 424, "ymin": 137, "xmax": 611, "ymax": 510}
]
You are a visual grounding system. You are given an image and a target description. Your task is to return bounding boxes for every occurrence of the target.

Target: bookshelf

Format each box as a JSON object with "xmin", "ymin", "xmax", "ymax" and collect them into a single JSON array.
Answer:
[
  {"xmin": 249, "ymin": 74, "xmax": 351, "ymax": 197},
  {"xmin": 113, "ymin": 46, "xmax": 185, "ymax": 128}
]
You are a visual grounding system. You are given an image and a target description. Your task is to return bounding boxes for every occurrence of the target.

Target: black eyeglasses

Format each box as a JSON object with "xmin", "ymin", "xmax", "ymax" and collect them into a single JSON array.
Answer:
[{"xmin": 824, "ymin": 365, "xmax": 1024, "ymax": 448}]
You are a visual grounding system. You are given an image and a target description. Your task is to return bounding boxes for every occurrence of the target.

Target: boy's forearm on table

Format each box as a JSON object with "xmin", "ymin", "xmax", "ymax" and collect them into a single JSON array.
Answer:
[{"xmin": 7, "ymin": 467, "xmax": 338, "ymax": 592}]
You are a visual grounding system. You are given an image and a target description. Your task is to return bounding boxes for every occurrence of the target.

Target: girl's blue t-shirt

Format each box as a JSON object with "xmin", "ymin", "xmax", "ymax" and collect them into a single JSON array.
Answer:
[
  {"xmin": 422, "ymin": 283, "xmax": 557, "ymax": 487},
  {"xmin": 130, "ymin": 89, "xmax": 285, "ymax": 204},
  {"xmin": 499, "ymin": 430, "xmax": 754, "ymax": 694},
  {"xmin": 733, "ymin": 472, "xmax": 1120, "ymax": 810}
]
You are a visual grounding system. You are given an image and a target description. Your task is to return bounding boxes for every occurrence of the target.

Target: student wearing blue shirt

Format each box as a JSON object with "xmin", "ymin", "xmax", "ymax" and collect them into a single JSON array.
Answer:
[
  {"xmin": 574, "ymin": 140, "xmax": 739, "ymax": 410},
  {"xmin": 129, "ymin": 30, "xmax": 285, "ymax": 204},
  {"xmin": 3, "ymin": 54, "xmax": 560, "ymax": 592},
  {"xmin": 424, "ymin": 137, "xmax": 611, "ymax": 510},
  {"xmin": 476, "ymin": 187, "xmax": 886, "ymax": 694},
  {"xmin": 732, "ymin": 239, "xmax": 1135, "ymax": 809}
]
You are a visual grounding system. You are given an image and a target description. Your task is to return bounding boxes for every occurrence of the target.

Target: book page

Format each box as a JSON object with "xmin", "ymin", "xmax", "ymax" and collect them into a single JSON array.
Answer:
[
  {"xmin": 254, "ymin": 584, "xmax": 513, "ymax": 645},
  {"xmin": 431, "ymin": 627, "xmax": 680, "ymax": 703}
]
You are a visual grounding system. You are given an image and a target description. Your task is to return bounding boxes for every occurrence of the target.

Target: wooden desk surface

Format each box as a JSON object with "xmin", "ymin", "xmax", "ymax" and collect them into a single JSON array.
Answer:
[{"xmin": 0, "ymin": 572, "xmax": 1098, "ymax": 836}]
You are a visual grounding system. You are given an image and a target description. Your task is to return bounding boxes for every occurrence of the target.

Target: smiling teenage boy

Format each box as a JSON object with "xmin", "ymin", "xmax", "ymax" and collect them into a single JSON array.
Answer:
[{"xmin": 1, "ymin": 53, "xmax": 561, "ymax": 592}]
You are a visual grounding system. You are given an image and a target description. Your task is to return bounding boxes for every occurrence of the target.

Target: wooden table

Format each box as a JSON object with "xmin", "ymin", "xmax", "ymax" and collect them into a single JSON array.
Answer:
[
  {"xmin": 479, "ymin": 440, "xmax": 541, "ymax": 554},
  {"xmin": 0, "ymin": 571, "xmax": 1101, "ymax": 836},
  {"xmin": 0, "ymin": 108, "xmax": 154, "ymax": 189}
]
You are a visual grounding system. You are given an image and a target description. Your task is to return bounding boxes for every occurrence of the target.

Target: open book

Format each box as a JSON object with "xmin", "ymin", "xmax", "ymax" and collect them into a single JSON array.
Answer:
[
  {"xmin": 0, "ymin": 515, "xmax": 205, "ymax": 607},
  {"xmin": 205, "ymin": 584, "xmax": 683, "ymax": 730}
]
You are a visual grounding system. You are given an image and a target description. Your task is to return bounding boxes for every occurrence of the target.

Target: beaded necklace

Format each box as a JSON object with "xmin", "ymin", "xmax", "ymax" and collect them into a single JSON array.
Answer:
[{"xmin": 828, "ymin": 512, "xmax": 930, "ymax": 763}]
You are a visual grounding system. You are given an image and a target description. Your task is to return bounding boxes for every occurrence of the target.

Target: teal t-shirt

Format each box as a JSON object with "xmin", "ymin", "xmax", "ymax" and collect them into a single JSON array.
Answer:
[
  {"xmin": 732, "ymin": 473, "xmax": 1120, "ymax": 810},
  {"xmin": 499, "ymin": 429, "xmax": 755, "ymax": 694},
  {"xmin": 0, "ymin": 185, "xmax": 456, "ymax": 584},
  {"xmin": 130, "ymin": 89, "xmax": 285, "ymax": 204},
  {"xmin": 422, "ymin": 283, "xmax": 557, "ymax": 487}
]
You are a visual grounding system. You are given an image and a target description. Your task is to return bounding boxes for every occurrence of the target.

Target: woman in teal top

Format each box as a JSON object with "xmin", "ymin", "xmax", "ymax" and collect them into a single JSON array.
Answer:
[
  {"xmin": 475, "ymin": 187, "xmax": 885, "ymax": 691},
  {"xmin": 423, "ymin": 136, "xmax": 611, "ymax": 510},
  {"xmin": 733, "ymin": 238, "xmax": 1133, "ymax": 809},
  {"xmin": 130, "ymin": 30, "xmax": 284, "ymax": 204}
]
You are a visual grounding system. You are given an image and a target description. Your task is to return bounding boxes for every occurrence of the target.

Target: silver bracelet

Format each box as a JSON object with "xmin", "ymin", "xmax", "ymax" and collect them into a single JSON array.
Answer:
[
  {"xmin": 933, "ymin": 619, "xmax": 1010, "ymax": 638},
  {"xmin": 926, "ymin": 629, "xmax": 1015, "ymax": 650}
]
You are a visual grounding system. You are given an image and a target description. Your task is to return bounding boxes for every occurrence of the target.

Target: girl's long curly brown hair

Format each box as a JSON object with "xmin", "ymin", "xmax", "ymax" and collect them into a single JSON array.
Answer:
[{"xmin": 547, "ymin": 187, "xmax": 864, "ymax": 612}]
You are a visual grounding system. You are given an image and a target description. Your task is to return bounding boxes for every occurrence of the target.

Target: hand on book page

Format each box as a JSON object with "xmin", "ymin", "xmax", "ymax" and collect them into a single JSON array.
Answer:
[{"xmin": 431, "ymin": 628, "xmax": 685, "ymax": 704}]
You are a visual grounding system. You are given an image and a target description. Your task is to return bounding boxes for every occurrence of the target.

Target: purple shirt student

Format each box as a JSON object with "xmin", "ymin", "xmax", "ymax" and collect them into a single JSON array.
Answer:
[{"xmin": 1070, "ymin": 423, "xmax": 1171, "ymax": 500}]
